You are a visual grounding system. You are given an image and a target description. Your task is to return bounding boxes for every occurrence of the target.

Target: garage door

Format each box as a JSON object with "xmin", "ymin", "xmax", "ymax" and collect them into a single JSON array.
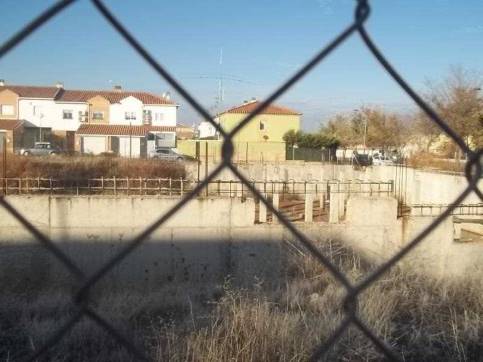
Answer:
[
  {"xmin": 119, "ymin": 137, "xmax": 141, "ymax": 158},
  {"xmin": 82, "ymin": 136, "xmax": 106, "ymax": 155}
]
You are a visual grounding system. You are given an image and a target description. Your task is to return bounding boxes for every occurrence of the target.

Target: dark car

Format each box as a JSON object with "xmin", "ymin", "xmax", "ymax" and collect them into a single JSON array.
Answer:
[{"xmin": 352, "ymin": 152, "xmax": 372, "ymax": 167}]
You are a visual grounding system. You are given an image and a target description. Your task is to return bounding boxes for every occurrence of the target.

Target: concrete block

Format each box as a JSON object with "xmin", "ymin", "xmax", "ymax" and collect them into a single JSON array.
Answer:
[
  {"xmin": 272, "ymin": 193, "xmax": 280, "ymax": 223},
  {"xmin": 259, "ymin": 196, "xmax": 267, "ymax": 223},
  {"xmin": 338, "ymin": 192, "xmax": 346, "ymax": 219},
  {"xmin": 305, "ymin": 194, "xmax": 314, "ymax": 222},
  {"xmin": 329, "ymin": 191, "xmax": 339, "ymax": 224},
  {"xmin": 346, "ymin": 196, "xmax": 398, "ymax": 226},
  {"xmin": 454, "ymin": 222, "xmax": 461, "ymax": 240}
]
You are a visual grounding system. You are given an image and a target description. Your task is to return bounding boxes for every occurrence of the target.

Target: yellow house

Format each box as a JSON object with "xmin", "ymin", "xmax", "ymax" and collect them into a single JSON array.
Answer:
[{"xmin": 216, "ymin": 100, "xmax": 301, "ymax": 142}]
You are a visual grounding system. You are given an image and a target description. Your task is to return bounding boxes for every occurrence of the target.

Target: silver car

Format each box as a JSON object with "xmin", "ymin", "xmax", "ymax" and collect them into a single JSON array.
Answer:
[
  {"xmin": 20, "ymin": 142, "xmax": 60, "ymax": 156},
  {"xmin": 149, "ymin": 148, "xmax": 185, "ymax": 161}
]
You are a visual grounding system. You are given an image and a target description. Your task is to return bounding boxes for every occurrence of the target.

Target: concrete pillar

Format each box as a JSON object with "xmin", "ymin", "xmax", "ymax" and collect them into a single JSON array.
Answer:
[
  {"xmin": 237, "ymin": 183, "xmax": 244, "ymax": 197},
  {"xmin": 338, "ymin": 192, "xmax": 346, "ymax": 219},
  {"xmin": 329, "ymin": 191, "xmax": 339, "ymax": 223},
  {"xmin": 259, "ymin": 196, "xmax": 267, "ymax": 223},
  {"xmin": 305, "ymin": 193, "xmax": 314, "ymax": 222},
  {"xmin": 453, "ymin": 221, "xmax": 461, "ymax": 241},
  {"xmin": 272, "ymin": 193, "xmax": 280, "ymax": 223}
]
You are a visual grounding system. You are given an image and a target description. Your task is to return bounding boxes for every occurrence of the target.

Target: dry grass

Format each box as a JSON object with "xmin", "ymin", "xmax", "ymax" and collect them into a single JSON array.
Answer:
[
  {"xmin": 1, "ymin": 242, "xmax": 482, "ymax": 361},
  {"xmin": 407, "ymin": 152, "xmax": 465, "ymax": 173},
  {"xmin": 0, "ymin": 154, "xmax": 186, "ymax": 180}
]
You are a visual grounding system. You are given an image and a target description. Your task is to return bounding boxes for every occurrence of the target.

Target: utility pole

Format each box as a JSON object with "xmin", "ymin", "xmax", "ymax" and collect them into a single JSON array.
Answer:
[
  {"xmin": 218, "ymin": 48, "xmax": 224, "ymax": 115},
  {"xmin": 39, "ymin": 113, "xmax": 44, "ymax": 142},
  {"xmin": 363, "ymin": 116, "xmax": 367, "ymax": 150}
]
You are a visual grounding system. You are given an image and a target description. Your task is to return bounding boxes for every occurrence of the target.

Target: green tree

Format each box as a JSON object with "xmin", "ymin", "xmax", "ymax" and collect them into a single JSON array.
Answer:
[{"xmin": 282, "ymin": 129, "xmax": 301, "ymax": 147}]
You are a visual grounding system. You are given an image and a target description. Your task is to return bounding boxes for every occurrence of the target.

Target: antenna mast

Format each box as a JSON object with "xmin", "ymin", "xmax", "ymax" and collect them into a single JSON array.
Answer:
[{"xmin": 218, "ymin": 48, "xmax": 224, "ymax": 113}]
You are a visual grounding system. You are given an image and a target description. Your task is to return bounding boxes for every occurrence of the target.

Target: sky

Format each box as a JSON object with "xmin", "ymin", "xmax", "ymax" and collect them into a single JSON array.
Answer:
[{"xmin": 0, "ymin": 0, "xmax": 482, "ymax": 130}]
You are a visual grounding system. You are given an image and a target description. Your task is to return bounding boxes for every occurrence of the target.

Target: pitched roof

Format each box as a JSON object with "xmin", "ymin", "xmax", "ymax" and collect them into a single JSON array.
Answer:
[
  {"xmin": 220, "ymin": 100, "xmax": 301, "ymax": 116},
  {"xmin": 0, "ymin": 119, "xmax": 24, "ymax": 130},
  {"xmin": 77, "ymin": 124, "xmax": 176, "ymax": 136},
  {"xmin": 0, "ymin": 84, "xmax": 174, "ymax": 104},
  {"xmin": 0, "ymin": 85, "xmax": 60, "ymax": 98},
  {"xmin": 57, "ymin": 89, "xmax": 175, "ymax": 105}
]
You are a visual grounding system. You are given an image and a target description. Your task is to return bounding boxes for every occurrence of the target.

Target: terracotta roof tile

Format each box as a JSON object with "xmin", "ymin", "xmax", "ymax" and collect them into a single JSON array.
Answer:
[
  {"xmin": 57, "ymin": 89, "xmax": 174, "ymax": 105},
  {"xmin": 77, "ymin": 124, "xmax": 176, "ymax": 136},
  {"xmin": 0, "ymin": 85, "xmax": 60, "ymax": 98},
  {"xmin": 0, "ymin": 84, "xmax": 174, "ymax": 105},
  {"xmin": 220, "ymin": 100, "xmax": 301, "ymax": 116},
  {"xmin": 0, "ymin": 119, "xmax": 24, "ymax": 130}
]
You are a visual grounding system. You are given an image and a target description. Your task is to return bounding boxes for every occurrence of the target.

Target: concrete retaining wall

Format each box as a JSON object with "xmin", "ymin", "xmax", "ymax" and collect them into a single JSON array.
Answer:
[
  {"xmin": 187, "ymin": 162, "xmax": 482, "ymax": 205},
  {"xmin": 343, "ymin": 196, "xmax": 483, "ymax": 280},
  {"xmin": 1, "ymin": 194, "xmax": 481, "ymax": 296},
  {"xmin": 0, "ymin": 196, "xmax": 266, "ymax": 293}
]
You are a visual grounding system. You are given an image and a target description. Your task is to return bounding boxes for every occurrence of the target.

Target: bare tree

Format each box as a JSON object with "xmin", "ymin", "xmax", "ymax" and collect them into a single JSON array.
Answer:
[
  {"xmin": 322, "ymin": 107, "xmax": 408, "ymax": 150},
  {"xmin": 423, "ymin": 66, "xmax": 483, "ymax": 154}
]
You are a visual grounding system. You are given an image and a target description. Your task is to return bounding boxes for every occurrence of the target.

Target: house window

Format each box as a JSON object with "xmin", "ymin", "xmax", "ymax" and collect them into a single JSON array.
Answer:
[
  {"xmin": 33, "ymin": 105, "xmax": 42, "ymax": 117},
  {"xmin": 0, "ymin": 104, "xmax": 14, "ymax": 116},
  {"xmin": 155, "ymin": 112, "xmax": 164, "ymax": 121},
  {"xmin": 125, "ymin": 112, "xmax": 136, "ymax": 120},
  {"xmin": 259, "ymin": 121, "xmax": 265, "ymax": 130},
  {"xmin": 63, "ymin": 110, "xmax": 73, "ymax": 119},
  {"xmin": 92, "ymin": 111, "xmax": 104, "ymax": 120},
  {"xmin": 143, "ymin": 110, "xmax": 152, "ymax": 124},
  {"xmin": 78, "ymin": 111, "xmax": 88, "ymax": 122}
]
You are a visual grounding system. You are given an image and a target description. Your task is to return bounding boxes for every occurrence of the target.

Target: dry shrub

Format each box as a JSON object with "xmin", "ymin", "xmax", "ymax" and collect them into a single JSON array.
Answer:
[
  {"xmin": 2, "ymin": 242, "xmax": 482, "ymax": 361},
  {"xmin": 407, "ymin": 152, "xmax": 465, "ymax": 173},
  {"xmin": 155, "ymin": 243, "xmax": 483, "ymax": 361},
  {"xmin": 0, "ymin": 154, "xmax": 185, "ymax": 180}
]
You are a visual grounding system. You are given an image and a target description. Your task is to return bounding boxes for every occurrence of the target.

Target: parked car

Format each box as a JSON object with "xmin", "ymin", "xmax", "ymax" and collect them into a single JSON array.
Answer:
[
  {"xmin": 148, "ymin": 148, "xmax": 187, "ymax": 161},
  {"xmin": 352, "ymin": 152, "xmax": 372, "ymax": 167},
  {"xmin": 372, "ymin": 153, "xmax": 393, "ymax": 166},
  {"xmin": 20, "ymin": 142, "xmax": 61, "ymax": 156}
]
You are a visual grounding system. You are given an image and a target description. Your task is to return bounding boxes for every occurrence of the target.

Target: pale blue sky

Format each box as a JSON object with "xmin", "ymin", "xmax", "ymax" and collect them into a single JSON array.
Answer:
[{"xmin": 1, "ymin": 0, "xmax": 482, "ymax": 130}]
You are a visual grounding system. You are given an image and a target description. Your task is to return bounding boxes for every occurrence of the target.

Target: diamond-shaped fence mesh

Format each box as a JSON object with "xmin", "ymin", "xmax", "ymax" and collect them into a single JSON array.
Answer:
[{"xmin": 0, "ymin": 0, "xmax": 481, "ymax": 361}]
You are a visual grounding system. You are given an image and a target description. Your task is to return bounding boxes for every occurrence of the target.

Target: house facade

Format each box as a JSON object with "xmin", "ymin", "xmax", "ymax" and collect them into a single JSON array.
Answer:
[
  {"xmin": 0, "ymin": 81, "xmax": 177, "ymax": 156},
  {"xmin": 215, "ymin": 99, "xmax": 301, "ymax": 143}
]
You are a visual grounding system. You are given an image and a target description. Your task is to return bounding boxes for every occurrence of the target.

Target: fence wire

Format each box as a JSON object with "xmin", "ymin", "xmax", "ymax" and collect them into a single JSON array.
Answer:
[{"xmin": 0, "ymin": 0, "xmax": 481, "ymax": 361}]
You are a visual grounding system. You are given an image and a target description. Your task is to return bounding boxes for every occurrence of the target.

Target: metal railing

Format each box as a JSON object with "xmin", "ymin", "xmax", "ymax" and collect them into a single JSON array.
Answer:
[
  {"xmin": 0, "ymin": 177, "xmax": 393, "ymax": 197},
  {"xmin": 0, "ymin": 0, "xmax": 481, "ymax": 361},
  {"xmin": 407, "ymin": 203, "xmax": 483, "ymax": 217}
]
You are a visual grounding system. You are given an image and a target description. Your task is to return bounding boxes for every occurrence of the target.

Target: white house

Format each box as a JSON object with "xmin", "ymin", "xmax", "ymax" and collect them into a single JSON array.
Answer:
[
  {"xmin": 0, "ymin": 81, "xmax": 178, "ymax": 155},
  {"xmin": 198, "ymin": 120, "xmax": 218, "ymax": 139}
]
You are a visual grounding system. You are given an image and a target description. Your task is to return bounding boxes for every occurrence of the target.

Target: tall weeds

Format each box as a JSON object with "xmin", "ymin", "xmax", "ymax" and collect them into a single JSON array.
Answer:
[
  {"xmin": 0, "ymin": 154, "xmax": 185, "ymax": 180},
  {"xmin": 1, "ymin": 242, "xmax": 482, "ymax": 361}
]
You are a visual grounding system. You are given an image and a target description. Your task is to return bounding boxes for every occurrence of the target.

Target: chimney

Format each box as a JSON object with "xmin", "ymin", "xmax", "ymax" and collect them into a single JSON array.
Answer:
[
  {"xmin": 55, "ymin": 81, "xmax": 64, "ymax": 89},
  {"xmin": 113, "ymin": 85, "xmax": 122, "ymax": 93},
  {"xmin": 250, "ymin": 97, "xmax": 257, "ymax": 102},
  {"xmin": 0, "ymin": 79, "xmax": 4, "ymax": 87},
  {"xmin": 164, "ymin": 91, "xmax": 171, "ymax": 100}
]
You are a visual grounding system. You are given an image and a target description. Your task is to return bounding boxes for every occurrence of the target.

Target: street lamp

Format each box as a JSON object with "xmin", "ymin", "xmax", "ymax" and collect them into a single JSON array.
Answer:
[{"xmin": 129, "ymin": 121, "xmax": 132, "ymax": 159}]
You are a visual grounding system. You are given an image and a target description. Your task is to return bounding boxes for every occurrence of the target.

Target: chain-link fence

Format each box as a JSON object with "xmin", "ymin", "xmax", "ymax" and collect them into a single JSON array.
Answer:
[{"xmin": 0, "ymin": 0, "xmax": 481, "ymax": 361}]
